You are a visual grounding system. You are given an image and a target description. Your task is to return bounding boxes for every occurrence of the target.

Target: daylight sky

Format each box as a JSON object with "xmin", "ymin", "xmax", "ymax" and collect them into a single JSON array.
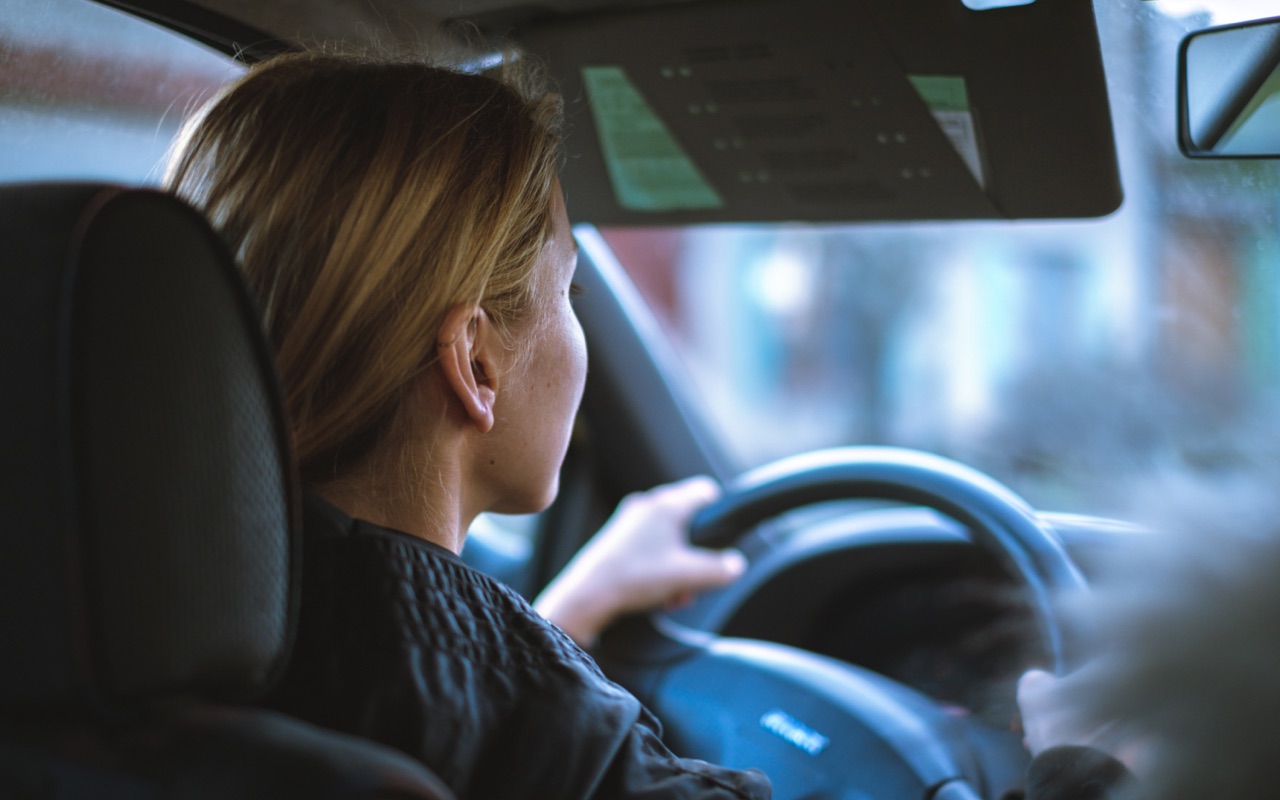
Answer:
[{"xmin": 1155, "ymin": 0, "xmax": 1280, "ymax": 24}]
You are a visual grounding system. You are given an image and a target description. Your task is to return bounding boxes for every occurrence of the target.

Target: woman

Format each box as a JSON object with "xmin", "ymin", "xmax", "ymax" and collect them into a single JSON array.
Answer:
[
  {"xmin": 167, "ymin": 50, "xmax": 763, "ymax": 798},
  {"xmin": 167, "ymin": 50, "xmax": 1124, "ymax": 800},
  {"xmin": 166, "ymin": 49, "xmax": 745, "ymax": 647}
]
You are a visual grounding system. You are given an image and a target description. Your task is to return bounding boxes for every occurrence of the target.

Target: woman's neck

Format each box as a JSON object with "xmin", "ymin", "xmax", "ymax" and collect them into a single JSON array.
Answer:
[
  {"xmin": 313, "ymin": 455, "xmax": 469, "ymax": 554},
  {"xmin": 309, "ymin": 377, "xmax": 502, "ymax": 554}
]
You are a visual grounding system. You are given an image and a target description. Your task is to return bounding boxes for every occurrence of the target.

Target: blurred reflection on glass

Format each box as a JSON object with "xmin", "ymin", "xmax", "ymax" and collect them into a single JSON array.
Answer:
[
  {"xmin": 603, "ymin": 2, "xmax": 1280, "ymax": 518},
  {"xmin": 1, "ymin": 0, "xmax": 241, "ymax": 183}
]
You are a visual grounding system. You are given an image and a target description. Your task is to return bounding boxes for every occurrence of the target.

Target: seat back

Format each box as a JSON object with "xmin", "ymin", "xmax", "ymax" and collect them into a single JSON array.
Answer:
[
  {"xmin": 0, "ymin": 182, "xmax": 296, "ymax": 711},
  {"xmin": 0, "ymin": 182, "xmax": 453, "ymax": 799}
]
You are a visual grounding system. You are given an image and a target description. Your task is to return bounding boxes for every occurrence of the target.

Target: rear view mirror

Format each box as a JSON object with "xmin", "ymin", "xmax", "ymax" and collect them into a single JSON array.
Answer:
[{"xmin": 1179, "ymin": 16, "xmax": 1280, "ymax": 157}]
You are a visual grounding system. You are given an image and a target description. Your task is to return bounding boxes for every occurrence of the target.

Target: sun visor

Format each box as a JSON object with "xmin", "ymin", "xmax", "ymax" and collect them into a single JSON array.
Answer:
[{"xmin": 514, "ymin": 0, "xmax": 1121, "ymax": 224}]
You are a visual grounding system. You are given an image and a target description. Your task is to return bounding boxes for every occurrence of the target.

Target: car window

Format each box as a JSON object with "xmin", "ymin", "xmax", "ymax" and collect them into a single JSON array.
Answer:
[
  {"xmin": 0, "ymin": 0, "xmax": 241, "ymax": 185},
  {"xmin": 601, "ymin": 0, "xmax": 1280, "ymax": 519}
]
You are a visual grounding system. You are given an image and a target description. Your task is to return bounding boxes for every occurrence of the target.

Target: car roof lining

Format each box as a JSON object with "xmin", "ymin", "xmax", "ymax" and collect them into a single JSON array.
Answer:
[{"xmin": 94, "ymin": 0, "xmax": 1123, "ymax": 223}]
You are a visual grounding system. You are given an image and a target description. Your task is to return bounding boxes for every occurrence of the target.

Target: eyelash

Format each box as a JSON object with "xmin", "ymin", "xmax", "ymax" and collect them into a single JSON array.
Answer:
[{"xmin": 569, "ymin": 282, "xmax": 585, "ymax": 297}]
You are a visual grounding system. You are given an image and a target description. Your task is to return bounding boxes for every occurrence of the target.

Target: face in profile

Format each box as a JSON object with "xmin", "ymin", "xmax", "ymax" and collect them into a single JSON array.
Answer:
[{"xmin": 481, "ymin": 184, "xmax": 587, "ymax": 514}]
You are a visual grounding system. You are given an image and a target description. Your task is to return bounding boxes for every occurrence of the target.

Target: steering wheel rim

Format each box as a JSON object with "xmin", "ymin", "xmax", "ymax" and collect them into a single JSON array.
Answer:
[
  {"xmin": 603, "ymin": 445, "xmax": 1087, "ymax": 675},
  {"xmin": 692, "ymin": 446, "xmax": 1086, "ymax": 673},
  {"xmin": 595, "ymin": 446, "xmax": 1089, "ymax": 798}
]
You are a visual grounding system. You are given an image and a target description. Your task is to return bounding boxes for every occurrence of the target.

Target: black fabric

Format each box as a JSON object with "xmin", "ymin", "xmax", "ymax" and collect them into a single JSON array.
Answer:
[
  {"xmin": 0, "ymin": 183, "xmax": 114, "ymax": 707},
  {"xmin": 121, "ymin": 707, "xmax": 456, "ymax": 799},
  {"xmin": 73, "ymin": 189, "xmax": 296, "ymax": 703},
  {"xmin": 267, "ymin": 494, "xmax": 772, "ymax": 800},
  {"xmin": 0, "ymin": 707, "xmax": 456, "ymax": 800},
  {"xmin": 0, "ymin": 183, "xmax": 298, "ymax": 711},
  {"xmin": 1002, "ymin": 746, "xmax": 1132, "ymax": 800},
  {"xmin": 0, "ymin": 181, "xmax": 455, "ymax": 799}
]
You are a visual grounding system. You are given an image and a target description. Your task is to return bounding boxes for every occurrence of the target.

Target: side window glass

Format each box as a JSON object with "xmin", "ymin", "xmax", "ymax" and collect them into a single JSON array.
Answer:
[{"xmin": 1, "ymin": 0, "xmax": 242, "ymax": 185}]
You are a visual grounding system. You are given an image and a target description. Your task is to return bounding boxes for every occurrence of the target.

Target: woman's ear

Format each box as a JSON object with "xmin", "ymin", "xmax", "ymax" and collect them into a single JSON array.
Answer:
[{"xmin": 436, "ymin": 303, "xmax": 501, "ymax": 434}]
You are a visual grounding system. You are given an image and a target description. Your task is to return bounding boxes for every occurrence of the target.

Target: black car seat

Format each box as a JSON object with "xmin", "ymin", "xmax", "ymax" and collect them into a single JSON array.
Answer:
[{"xmin": 0, "ymin": 182, "xmax": 455, "ymax": 799}]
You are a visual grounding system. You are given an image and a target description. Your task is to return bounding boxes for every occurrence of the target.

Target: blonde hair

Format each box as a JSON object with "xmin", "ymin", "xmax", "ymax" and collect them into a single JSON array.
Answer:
[{"xmin": 167, "ymin": 51, "xmax": 563, "ymax": 484}]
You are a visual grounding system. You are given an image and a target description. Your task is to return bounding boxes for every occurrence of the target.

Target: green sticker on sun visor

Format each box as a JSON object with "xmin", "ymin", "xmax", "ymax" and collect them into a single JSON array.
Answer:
[
  {"xmin": 907, "ymin": 75, "xmax": 971, "ymax": 112},
  {"xmin": 582, "ymin": 66, "xmax": 723, "ymax": 212},
  {"xmin": 907, "ymin": 74, "xmax": 985, "ymax": 188}
]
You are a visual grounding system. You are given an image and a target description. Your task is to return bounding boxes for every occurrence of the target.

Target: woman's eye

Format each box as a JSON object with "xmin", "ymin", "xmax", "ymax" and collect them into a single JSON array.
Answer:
[{"xmin": 569, "ymin": 282, "xmax": 585, "ymax": 297}]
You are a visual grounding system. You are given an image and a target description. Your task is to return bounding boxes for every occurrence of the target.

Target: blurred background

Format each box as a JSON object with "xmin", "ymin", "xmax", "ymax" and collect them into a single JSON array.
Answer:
[
  {"xmin": 602, "ymin": 1, "xmax": 1280, "ymax": 516},
  {"xmin": 5, "ymin": 0, "xmax": 1280, "ymax": 519}
]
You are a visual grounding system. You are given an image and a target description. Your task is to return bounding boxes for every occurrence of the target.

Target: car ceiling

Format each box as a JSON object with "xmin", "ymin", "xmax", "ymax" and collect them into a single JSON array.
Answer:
[{"xmin": 105, "ymin": 0, "xmax": 1124, "ymax": 225}]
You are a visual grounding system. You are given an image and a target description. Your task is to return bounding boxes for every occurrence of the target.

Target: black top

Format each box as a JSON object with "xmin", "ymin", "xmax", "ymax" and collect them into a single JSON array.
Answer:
[{"xmin": 264, "ymin": 494, "xmax": 771, "ymax": 799}]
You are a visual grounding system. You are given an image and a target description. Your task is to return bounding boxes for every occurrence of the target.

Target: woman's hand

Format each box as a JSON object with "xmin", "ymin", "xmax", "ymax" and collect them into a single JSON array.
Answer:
[
  {"xmin": 534, "ymin": 475, "xmax": 747, "ymax": 647},
  {"xmin": 1018, "ymin": 668, "xmax": 1144, "ymax": 772},
  {"xmin": 1018, "ymin": 669, "xmax": 1098, "ymax": 756}
]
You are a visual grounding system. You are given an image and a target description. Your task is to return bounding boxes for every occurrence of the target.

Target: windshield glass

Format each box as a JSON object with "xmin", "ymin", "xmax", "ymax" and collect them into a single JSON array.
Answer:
[{"xmin": 601, "ymin": 0, "xmax": 1280, "ymax": 517}]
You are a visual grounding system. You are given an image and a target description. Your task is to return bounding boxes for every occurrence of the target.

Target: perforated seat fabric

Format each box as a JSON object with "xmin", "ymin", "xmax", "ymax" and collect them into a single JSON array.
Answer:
[
  {"xmin": 0, "ymin": 182, "xmax": 454, "ymax": 799},
  {"xmin": 0, "ymin": 182, "xmax": 296, "ymax": 708},
  {"xmin": 2, "ymin": 706, "xmax": 456, "ymax": 799}
]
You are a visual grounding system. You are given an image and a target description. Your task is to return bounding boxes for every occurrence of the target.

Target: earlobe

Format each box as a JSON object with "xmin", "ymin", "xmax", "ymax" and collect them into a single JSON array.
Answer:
[{"xmin": 437, "ymin": 304, "xmax": 499, "ymax": 434}]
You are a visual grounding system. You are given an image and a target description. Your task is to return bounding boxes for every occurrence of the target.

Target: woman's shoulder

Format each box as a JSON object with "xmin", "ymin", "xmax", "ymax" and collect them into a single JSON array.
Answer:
[
  {"xmin": 280, "ymin": 493, "xmax": 769, "ymax": 800},
  {"xmin": 298, "ymin": 492, "xmax": 598, "ymax": 675}
]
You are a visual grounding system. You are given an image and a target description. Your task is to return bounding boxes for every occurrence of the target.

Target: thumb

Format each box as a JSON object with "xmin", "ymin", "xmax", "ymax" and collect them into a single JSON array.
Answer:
[{"xmin": 1018, "ymin": 669, "xmax": 1057, "ymax": 708}]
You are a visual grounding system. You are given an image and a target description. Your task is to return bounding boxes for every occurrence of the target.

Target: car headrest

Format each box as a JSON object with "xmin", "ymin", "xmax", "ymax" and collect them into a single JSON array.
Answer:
[{"xmin": 0, "ymin": 183, "xmax": 299, "ymax": 714}]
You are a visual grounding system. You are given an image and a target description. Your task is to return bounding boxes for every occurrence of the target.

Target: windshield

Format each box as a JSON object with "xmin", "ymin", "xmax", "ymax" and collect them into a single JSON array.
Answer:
[{"xmin": 601, "ymin": 0, "xmax": 1280, "ymax": 518}]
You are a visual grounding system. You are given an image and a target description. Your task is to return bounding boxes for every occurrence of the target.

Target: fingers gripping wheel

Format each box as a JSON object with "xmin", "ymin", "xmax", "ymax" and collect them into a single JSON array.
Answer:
[
  {"xmin": 692, "ymin": 446, "xmax": 1086, "ymax": 671},
  {"xmin": 597, "ymin": 446, "xmax": 1088, "ymax": 800}
]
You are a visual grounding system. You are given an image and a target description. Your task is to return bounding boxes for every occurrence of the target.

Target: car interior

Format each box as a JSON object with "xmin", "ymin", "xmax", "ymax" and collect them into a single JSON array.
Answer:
[{"xmin": 3, "ymin": 0, "xmax": 1280, "ymax": 798}]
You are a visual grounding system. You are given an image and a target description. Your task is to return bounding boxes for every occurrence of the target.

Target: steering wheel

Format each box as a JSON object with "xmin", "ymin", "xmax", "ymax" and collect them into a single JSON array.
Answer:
[{"xmin": 596, "ymin": 446, "xmax": 1087, "ymax": 800}]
